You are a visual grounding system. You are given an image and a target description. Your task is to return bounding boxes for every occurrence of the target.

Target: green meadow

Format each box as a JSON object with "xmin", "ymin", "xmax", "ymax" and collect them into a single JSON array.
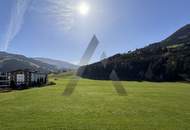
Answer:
[{"xmin": 0, "ymin": 73, "xmax": 190, "ymax": 130}]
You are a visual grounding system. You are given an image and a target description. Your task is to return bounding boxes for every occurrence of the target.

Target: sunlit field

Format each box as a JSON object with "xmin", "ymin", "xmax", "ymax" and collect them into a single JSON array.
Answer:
[{"xmin": 0, "ymin": 73, "xmax": 190, "ymax": 130}]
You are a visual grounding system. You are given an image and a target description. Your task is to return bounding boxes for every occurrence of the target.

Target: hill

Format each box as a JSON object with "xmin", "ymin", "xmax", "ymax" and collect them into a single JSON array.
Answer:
[
  {"xmin": 0, "ymin": 52, "xmax": 60, "ymax": 73},
  {"xmin": 34, "ymin": 57, "xmax": 78, "ymax": 70},
  {"xmin": 78, "ymin": 24, "xmax": 190, "ymax": 81}
]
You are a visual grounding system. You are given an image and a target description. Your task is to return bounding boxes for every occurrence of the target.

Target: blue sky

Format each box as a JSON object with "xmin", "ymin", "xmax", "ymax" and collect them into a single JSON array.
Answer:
[{"xmin": 0, "ymin": 0, "xmax": 190, "ymax": 64}]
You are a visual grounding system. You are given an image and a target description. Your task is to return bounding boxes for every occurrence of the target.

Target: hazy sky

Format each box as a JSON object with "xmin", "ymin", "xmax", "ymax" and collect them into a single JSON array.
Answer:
[{"xmin": 0, "ymin": 0, "xmax": 190, "ymax": 64}]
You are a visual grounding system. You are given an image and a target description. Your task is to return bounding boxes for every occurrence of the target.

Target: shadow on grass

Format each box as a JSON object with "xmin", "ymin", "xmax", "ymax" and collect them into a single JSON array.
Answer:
[
  {"xmin": 0, "ymin": 82, "xmax": 56, "ymax": 93},
  {"xmin": 0, "ymin": 88, "xmax": 12, "ymax": 93}
]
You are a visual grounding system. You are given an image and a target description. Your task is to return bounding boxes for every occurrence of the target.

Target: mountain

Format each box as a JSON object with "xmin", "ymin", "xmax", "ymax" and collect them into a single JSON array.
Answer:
[
  {"xmin": 0, "ymin": 52, "xmax": 60, "ymax": 73},
  {"xmin": 78, "ymin": 24, "xmax": 190, "ymax": 81},
  {"xmin": 34, "ymin": 58, "xmax": 78, "ymax": 70}
]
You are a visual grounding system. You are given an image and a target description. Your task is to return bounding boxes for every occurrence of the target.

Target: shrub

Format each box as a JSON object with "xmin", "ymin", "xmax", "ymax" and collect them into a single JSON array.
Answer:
[{"xmin": 47, "ymin": 81, "xmax": 56, "ymax": 86}]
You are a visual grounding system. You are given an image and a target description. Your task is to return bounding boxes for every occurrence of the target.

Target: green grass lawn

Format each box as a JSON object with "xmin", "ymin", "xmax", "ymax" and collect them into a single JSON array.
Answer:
[{"xmin": 0, "ymin": 74, "xmax": 190, "ymax": 130}]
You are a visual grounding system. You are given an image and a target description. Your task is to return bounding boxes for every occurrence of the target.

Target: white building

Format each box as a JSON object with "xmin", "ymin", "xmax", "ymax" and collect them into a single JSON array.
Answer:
[{"xmin": 0, "ymin": 70, "xmax": 48, "ymax": 88}]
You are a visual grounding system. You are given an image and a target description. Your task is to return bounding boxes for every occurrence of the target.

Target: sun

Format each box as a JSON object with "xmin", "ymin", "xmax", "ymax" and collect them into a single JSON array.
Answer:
[{"xmin": 77, "ymin": 1, "xmax": 90, "ymax": 16}]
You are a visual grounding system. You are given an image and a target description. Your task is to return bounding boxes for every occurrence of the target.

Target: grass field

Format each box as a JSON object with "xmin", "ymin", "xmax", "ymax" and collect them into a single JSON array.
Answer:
[{"xmin": 0, "ymin": 73, "xmax": 190, "ymax": 130}]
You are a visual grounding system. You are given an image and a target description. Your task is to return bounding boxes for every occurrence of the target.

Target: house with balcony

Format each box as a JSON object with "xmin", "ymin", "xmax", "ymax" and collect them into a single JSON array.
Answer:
[
  {"xmin": 0, "ymin": 69, "xmax": 48, "ymax": 89},
  {"xmin": 0, "ymin": 72, "xmax": 10, "ymax": 88}
]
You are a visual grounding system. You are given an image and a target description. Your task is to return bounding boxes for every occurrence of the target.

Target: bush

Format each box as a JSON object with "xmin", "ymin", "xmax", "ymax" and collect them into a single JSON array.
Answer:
[{"xmin": 47, "ymin": 81, "xmax": 56, "ymax": 86}]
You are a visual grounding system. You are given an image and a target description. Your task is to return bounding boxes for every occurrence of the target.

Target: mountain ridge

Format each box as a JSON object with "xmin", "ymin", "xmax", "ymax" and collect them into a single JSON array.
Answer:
[
  {"xmin": 0, "ymin": 51, "xmax": 76, "ymax": 73},
  {"xmin": 78, "ymin": 24, "xmax": 190, "ymax": 81},
  {"xmin": 34, "ymin": 57, "xmax": 78, "ymax": 70}
]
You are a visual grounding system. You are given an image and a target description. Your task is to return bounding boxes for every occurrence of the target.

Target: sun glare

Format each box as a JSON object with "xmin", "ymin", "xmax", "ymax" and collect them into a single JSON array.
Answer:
[{"xmin": 77, "ymin": 1, "xmax": 90, "ymax": 16}]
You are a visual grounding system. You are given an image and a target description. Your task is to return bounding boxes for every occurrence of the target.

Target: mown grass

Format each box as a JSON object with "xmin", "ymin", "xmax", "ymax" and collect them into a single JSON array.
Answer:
[{"xmin": 0, "ymin": 73, "xmax": 190, "ymax": 130}]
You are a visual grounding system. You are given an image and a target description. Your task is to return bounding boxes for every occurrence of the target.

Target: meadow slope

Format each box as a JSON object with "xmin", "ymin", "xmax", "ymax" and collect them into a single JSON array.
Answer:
[{"xmin": 0, "ymin": 73, "xmax": 190, "ymax": 130}]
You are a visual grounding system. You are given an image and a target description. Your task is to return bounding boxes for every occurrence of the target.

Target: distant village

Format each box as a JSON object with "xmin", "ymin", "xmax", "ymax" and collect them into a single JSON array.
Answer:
[{"xmin": 0, "ymin": 69, "xmax": 48, "ymax": 89}]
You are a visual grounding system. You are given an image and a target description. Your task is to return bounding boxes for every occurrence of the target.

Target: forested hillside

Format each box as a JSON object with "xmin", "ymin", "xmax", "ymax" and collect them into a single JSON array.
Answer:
[{"xmin": 78, "ymin": 24, "xmax": 190, "ymax": 81}]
